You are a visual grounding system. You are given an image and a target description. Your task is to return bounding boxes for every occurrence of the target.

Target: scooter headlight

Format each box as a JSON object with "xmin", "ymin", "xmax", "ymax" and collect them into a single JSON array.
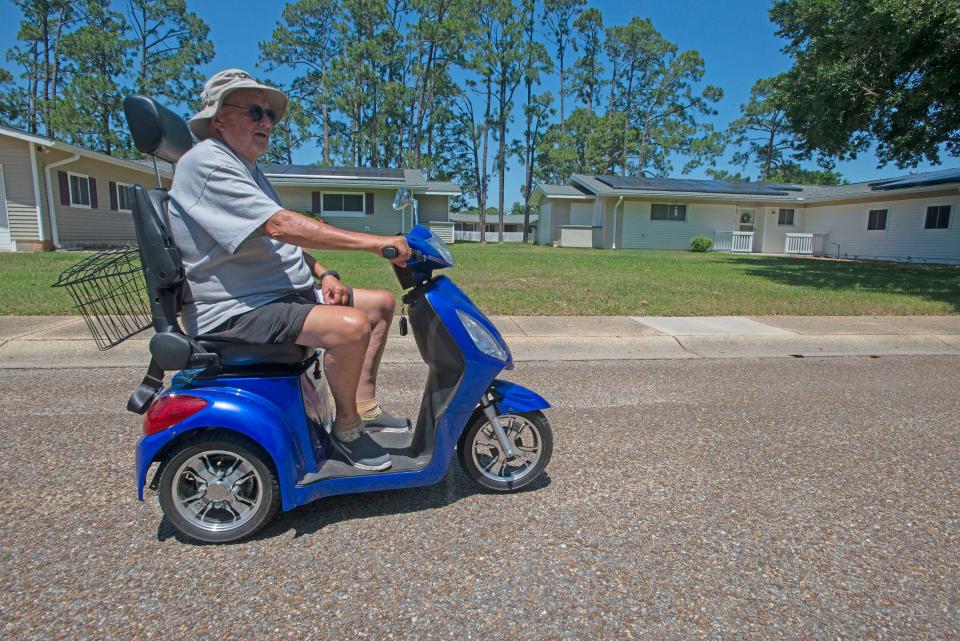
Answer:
[{"xmin": 456, "ymin": 310, "xmax": 507, "ymax": 361}]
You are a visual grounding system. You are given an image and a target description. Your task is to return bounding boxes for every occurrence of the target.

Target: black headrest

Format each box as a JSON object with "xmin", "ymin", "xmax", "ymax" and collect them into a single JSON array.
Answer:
[{"xmin": 122, "ymin": 95, "xmax": 193, "ymax": 164}]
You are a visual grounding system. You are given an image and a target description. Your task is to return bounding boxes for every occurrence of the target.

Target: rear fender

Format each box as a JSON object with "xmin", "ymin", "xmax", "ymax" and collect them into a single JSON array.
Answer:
[
  {"xmin": 489, "ymin": 379, "xmax": 550, "ymax": 414},
  {"xmin": 136, "ymin": 388, "xmax": 306, "ymax": 510}
]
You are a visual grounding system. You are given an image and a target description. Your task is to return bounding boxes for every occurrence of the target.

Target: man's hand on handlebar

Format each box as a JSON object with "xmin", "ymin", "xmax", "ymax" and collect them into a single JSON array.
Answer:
[{"xmin": 381, "ymin": 236, "xmax": 412, "ymax": 266}]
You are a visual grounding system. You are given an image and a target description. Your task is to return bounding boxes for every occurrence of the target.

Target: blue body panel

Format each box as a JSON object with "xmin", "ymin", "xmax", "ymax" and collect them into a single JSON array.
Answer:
[
  {"xmin": 490, "ymin": 379, "xmax": 551, "ymax": 413},
  {"xmin": 135, "ymin": 376, "xmax": 322, "ymax": 510},
  {"xmin": 134, "ymin": 227, "xmax": 548, "ymax": 511}
]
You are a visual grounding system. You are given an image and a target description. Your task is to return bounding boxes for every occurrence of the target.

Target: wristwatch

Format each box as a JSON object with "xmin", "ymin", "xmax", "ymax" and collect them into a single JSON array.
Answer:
[{"xmin": 318, "ymin": 270, "xmax": 341, "ymax": 285}]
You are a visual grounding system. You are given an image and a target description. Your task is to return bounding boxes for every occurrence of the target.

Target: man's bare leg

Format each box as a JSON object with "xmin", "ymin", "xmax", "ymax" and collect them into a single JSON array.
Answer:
[
  {"xmin": 350, "ymin": 288, "xmax": 396, "ymax": 401},
  {"xmin": 295, "ymin": 304, "xmax": 370, "ymax": 430}
]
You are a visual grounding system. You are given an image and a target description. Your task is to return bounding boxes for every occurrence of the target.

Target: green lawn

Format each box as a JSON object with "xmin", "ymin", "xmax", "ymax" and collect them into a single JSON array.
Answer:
[{"xmin": 2, "ymin": 245, "xmax": 958, "ymax": 316}]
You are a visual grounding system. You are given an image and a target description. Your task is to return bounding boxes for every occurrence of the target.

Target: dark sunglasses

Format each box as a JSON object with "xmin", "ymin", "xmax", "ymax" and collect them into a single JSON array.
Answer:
[{"xmin": 222, "ymin": 102, "xmax": 278, "ymax": 124}]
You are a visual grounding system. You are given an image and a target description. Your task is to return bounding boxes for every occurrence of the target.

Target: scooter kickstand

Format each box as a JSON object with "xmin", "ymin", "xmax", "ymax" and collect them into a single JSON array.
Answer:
[{"xmin": 480, "ymin": 398, "xmax": 517, "ymax": 459}]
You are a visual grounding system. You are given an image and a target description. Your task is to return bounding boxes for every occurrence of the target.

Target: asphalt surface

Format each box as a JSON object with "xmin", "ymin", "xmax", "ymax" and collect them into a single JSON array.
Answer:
[{"xmin": 1, "ymin": 355, "xmax": 957, "ymax": 640}]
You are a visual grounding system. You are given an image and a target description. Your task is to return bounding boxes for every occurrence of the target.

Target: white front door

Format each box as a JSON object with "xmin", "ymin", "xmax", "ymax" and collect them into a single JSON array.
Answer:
[
  {"xmin": 737, "ymin": 208, "xmax": 755, "ymax": 232},
  {"xmin": 0, "ymin": 165, "xmax": 12, "ymax": 251}
]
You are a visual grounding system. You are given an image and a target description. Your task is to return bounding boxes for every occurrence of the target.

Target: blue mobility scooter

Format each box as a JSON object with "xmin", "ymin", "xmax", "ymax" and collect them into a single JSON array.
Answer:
[{"xmin": 114, "ymin": 97, "xmax": 552, "ymax": 543}]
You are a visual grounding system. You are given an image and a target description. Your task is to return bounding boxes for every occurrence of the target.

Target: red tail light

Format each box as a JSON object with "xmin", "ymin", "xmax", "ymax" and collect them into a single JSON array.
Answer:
[{"xmin": 143, "ymin": 395, "xmax": 208, "ymax": 435}]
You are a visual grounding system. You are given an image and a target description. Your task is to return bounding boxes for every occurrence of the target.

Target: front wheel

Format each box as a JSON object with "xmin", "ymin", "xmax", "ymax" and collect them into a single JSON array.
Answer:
[
  {"xmin": 158, "ymin": 434, "xmax": 280, "ymax": 543},
  {"xmin": 457, "ymin": 410, "xmax": 552, "ymax": 491}
]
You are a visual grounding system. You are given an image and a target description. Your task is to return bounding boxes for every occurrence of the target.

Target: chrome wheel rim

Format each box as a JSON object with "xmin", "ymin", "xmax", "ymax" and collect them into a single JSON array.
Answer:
[
  {"xmin": 171, "ymin": 450, "xmax": 263, "ymax": 533},
  {"xmin": 471, "ymin": 414, "xmax": 543, "ymax": 484}
]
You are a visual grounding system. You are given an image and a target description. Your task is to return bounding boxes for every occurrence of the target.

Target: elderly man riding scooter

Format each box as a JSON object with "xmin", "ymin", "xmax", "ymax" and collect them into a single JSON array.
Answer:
[{"xmin": 168, "ymin": 69, "xmax": 412, "ymax": 472}]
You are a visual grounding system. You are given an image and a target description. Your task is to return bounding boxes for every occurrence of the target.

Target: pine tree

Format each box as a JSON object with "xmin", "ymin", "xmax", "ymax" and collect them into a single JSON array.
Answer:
[
  {"xmin": 54, "ymin": 1, "xmax": 132, "ymax": 155},
  {"xmin": 5, "ymin": 0, "xmax": 76, "ymax": 135},
  {"xmin": 127, "ymin": 0, "xmax": 214, "ymax": 108},
  {"xmin": 542, "ymin": 0, "xmax": 585, "ymax": 129},
  {"xmin": 570, "ymin": 7, "xmax": 603, "ymax": 109}
]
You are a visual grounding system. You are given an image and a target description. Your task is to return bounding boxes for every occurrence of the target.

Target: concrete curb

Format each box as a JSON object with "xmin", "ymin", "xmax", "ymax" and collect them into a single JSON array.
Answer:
[{"xmin": 1, "ymin": 315, "xmax": 958, "ymax": 368}]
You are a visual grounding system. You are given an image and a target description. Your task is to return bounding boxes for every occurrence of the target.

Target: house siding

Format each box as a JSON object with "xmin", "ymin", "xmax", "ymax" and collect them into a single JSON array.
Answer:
[
  {"xmin": 538, "ymin": 203, "xmax": 552, "ymax": 244},
  {"xmin": 620, "ymin": 200, "xmax": 736, "ymax": 250},
  {"xmin": 48, "ymin": 155, "xmax": 170, "ymax": 246},
  {"xmin": 0, "ymin": 137, "xmax": 41, "ymax": 243},
  {"xmin": 416, "ymin": 194, "xmax": 449, "ymax": 223},
  {"xmin": 549, "ymin": 201, "xmax": 570, "ymax": 242},
  {"xmin": 275, "ymin": 186, "xmax": 407, "ymax": 235},
  {"xmin": 759, "ymin": 205, "xmax": 805, "ymax": 255},
  {"xmin": 802, "ymin": 192, "xmax": 960, "ymax": 263}
]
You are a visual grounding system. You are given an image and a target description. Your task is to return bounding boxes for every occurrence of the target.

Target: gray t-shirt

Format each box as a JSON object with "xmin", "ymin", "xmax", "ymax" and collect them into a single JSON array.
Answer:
[{"xmin": 168, "ymin": 138, "xmax": 314, "ymax": 335}]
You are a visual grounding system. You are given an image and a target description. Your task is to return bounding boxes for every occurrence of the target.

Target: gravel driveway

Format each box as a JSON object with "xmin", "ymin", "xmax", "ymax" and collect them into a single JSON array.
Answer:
[{"xmin": 1, "ymin": 356, "xmax": 957, "ymax": 640}]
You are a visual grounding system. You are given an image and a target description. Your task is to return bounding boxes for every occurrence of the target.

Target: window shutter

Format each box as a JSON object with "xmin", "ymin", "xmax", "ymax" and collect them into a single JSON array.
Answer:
[
  {"xmin": 365, "ymin": 192, "xmax": 374, "ymax": 215},
  {"xmin": 109, "ymin": 181, "xmax": 118, "ymax": 210},
  {"xmin": 58, "ymin": 171, "xmax": 69, "ymax": 205},
  {"xmin": 312, "ymin": 192, "xmax": 322, "ymax": 214},
  {"xmin": 89, "ymin": 177, "xmax": 98, "ymax": 209}
]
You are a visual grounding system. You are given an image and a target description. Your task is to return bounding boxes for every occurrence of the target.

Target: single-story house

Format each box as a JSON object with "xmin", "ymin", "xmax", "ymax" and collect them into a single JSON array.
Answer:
[
  {"xmin": 259, "ymin": 164, "xmax": 460, "ymax": 242},
  {"xmin": 449, "ymin": 211, "xmax": 538, "ymax": 241},
  {"xmin": 531, "ymin": 169, "xmax": 960, "ymax": 264},
  {"xmin": 0, "ymin": 124, "xmax": 174, "ymax": 251},
  {"xmin": 0, "ymin": 124, "xmax": 462, "ymax": 251}
]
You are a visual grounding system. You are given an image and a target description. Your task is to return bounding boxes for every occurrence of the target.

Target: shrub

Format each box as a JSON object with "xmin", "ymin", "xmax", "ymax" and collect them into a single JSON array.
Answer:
[{"xmin": 690, "ymin": 236, "xmax": 713, "ymax": 252}]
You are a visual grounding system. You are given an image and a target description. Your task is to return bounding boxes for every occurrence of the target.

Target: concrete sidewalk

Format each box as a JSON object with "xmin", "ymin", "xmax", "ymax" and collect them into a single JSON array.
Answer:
[{"xmin": 1, "ymin": 314, "xmax": 958, "ymax": 369}]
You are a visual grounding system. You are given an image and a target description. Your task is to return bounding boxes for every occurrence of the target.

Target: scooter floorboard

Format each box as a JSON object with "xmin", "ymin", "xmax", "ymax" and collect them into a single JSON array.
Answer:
[{"xmin": 296, "ymin": 431, "xmax": 432, "ymax": 485}]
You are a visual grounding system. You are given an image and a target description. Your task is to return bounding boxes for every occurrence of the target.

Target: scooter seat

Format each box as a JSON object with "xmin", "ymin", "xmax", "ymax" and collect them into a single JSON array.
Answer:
[{"xmin": 196, "ymin": 339, "xmax": 313, "ymax": 366}]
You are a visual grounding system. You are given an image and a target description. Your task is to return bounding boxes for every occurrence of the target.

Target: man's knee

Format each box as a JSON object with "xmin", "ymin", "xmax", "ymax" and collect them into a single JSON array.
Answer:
[
  {"xmin": 353, "ymin": 288, "xmax": 396, "ymax": 323},
  {"xmin": 375, "ymin": 290, "xmax": 396, "ymax": 317},
  {"xmin": 299, "ymin": 306, "xmax": 370, "ymax": 348}
]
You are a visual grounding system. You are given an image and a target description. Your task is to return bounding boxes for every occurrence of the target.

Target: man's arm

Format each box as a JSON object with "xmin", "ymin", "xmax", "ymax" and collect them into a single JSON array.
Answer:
[{"xmin": 263, "ymin": 209, "xmax": 409, "ymax": 264}]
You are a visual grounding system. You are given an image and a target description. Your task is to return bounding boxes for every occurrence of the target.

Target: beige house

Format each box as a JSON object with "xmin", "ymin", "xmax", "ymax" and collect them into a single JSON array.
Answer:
[
  {"xmin": 0, "ymin": 124, "xmax": 174, "ymax": 251},
  {"xmin": 0, "ymin": 125, "xmax": 461, "ymax": 251},
  {"xmin": 532, "ymin": 170, "xmax": 960, "ymax": 264},
  {"xmin": 260, "ymin": 164, "xmax": 460, "ymax": 240}
]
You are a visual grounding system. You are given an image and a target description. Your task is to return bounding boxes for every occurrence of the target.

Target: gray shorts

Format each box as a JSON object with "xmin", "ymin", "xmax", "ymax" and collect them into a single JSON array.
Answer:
[{"xmin": 198, "ymin": 287, "xmax": 352, "ymax": 344}]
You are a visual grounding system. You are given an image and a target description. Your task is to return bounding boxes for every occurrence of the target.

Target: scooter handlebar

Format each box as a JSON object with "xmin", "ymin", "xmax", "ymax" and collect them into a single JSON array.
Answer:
[{"xmin": 382, "ymin": 247, "xmax": 424, "ymax": 261}]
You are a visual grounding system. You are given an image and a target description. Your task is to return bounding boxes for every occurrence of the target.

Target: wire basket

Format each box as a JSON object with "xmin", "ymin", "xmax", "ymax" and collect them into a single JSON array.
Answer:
[{"xmin": 52, "ymin": 247, "xmax": 152, "ymax": 350}]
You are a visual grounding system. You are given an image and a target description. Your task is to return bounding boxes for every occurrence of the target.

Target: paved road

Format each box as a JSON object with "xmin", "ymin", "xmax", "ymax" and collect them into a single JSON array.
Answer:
[{"xmin": 1, "ymin": 356, "xmax": 957, "ymax": 640}]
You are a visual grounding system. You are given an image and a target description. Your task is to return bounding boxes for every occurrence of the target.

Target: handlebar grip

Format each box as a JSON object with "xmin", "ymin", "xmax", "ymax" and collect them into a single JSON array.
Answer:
[{"xmin": 382, "ymin": 247, "xmax": 399, "ymax": 259}]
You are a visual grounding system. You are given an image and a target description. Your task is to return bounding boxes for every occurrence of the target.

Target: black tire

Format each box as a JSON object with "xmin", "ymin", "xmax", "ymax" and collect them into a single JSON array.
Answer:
[
  {"xmin": 457, "ymin": 410, "xmax": 552, "ymax": 492},
  {"xmin": 158, "ymin": 433, "xmax": 280, "ymax": 543}
]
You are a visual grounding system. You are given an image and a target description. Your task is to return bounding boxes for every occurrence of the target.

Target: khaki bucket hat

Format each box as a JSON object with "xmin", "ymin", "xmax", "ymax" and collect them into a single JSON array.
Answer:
[{"xmin": 189, "ymin": 69, "xmax": 288, "ymax": 140}]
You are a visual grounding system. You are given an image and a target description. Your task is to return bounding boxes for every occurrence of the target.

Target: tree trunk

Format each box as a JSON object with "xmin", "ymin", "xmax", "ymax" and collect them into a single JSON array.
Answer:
[
  {"xmin": 479, "ymin": 68, "xmax": 492, "ymax": 244},
  {"xmin": 558, "ymin": 41, "xmax": 565, "ymax": 129},
  {"xmin": 322, "ymin": 70, "xmax": 330, "ymax": 165},
  {"xmin": 498, "ymin": 72, "xmax": 507, "ymax": 244},
  {"xmin": 761, "ymin": 119, "xmax": 777, "ymax": 181},
  {"xmin": 42, "ymin": 11, "xmax": 51, "ymax": 137},
  {"xmin": 28, "ymin": 42, "xmax": 38, "ymax": 134}
]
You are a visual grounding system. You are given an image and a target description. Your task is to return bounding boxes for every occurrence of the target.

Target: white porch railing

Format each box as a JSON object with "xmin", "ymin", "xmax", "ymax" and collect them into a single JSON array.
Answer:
[
  {"xmin": 785, "ymin": 233, "xmax": 828, "ymax": 256},
  {"xmin": 714, "ymin": 231, "xmax": 754, "ymax": 253},
  {"xmin": 455, "ymin": 230, "xmax": 526, "ymax": 242}
]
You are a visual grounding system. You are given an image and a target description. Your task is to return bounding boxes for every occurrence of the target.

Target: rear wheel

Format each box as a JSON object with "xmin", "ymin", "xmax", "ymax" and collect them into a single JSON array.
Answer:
[
  {"xmin": 458, "ymin": 410, "xmax": 552, "ymax": 491},
  {"xmin": 158, "ymin": 434, "xmax": 280, "ymax": 543}
]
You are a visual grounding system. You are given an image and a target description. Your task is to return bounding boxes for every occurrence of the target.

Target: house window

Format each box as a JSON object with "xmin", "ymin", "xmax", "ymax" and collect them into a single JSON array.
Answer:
[
  {"xmin": 323, "ymin": 193, "xmax": 365, "ymax": 216},
  {"xmin": 650, "ymin": 203, "xmax": 686, "ymax": 221},
  {"xmin": 68, "ymin": 173, "xmax": 91, "ymax": 208},
  {"xmin": 116, "ymin": 182, "xmax": 133, "ymax": 213},
  {"xmin": 924, "ymin": 205, "xmax": 951, "ymax": 229},
  {"xmin": 777, "ymin": 208, "xmax": 795, "ymax": 226},
  {"xmin": 867, "ymin": 208, "xmax": 888, "ymax": 231}
]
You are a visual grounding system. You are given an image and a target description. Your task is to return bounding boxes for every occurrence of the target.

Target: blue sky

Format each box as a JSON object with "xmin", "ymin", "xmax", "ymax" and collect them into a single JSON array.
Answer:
[{"xmin": 0, "ymin": 0, "xmax": 948, "ymax": 207}]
